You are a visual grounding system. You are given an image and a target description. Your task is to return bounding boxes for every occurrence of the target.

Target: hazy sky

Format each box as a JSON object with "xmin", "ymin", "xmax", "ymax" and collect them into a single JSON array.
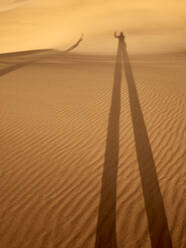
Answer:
[{"xmin": 0, "ymin": 0, "xmax": 186, "ymax": 54}]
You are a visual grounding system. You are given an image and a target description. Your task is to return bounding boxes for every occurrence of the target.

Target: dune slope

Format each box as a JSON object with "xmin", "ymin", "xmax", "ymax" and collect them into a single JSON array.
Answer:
[{"xmin": 0, "ymin": 50, "xmax": 185, "ymax": 248}]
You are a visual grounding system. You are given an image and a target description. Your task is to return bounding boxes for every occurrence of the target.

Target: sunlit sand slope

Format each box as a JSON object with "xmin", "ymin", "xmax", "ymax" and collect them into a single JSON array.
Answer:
[{"xmin": 0, "ymin": 51, "xmax": 185, "ymax": 248}]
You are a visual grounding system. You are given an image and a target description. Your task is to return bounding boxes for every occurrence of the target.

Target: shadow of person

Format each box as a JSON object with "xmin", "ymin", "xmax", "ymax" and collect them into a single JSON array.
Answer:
[
  {"xmin": 114, "ymin": 32, "xmax": 125, "ymax": 41},
  {"xmin": 0, "ymin": 61, "xmax": 35, "ymax": 77},
  {"xmin": 95, "ymin": 32, "xmax": 172, "ymax": 248},
  {"xmin": 95, "ymin": 34, "xmax": 122, "ymax": 248},
  {"xmin": 0, "ymin": 35, "xmax": 84, "ymax": 78},
  {"xmin": 63, "ymin": 34, "xmax": 84, "ymax": 53},
  {"xmin": 120, "ymin": 34, "xmax": 172, "ymax": 248}
]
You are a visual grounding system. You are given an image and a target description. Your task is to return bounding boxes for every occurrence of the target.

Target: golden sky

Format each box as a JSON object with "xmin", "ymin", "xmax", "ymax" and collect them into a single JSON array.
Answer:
[{"xmin": 0, "ymin": 0, "xmax": 186, "ymax": 54}]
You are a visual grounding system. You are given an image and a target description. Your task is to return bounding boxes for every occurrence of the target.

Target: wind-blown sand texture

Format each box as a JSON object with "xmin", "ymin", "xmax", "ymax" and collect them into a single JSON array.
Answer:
[{"xmin": 0, "ymin": 48, "xmax": 185, "ymax": 248}]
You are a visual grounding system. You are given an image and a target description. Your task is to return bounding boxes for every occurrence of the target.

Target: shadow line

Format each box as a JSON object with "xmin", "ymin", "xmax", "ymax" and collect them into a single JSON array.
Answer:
[
  {"xmin": 95, "ymin": 39, "xmax": 122, "ymax": 248},
  {"xmin": 0, "ymin": 36, "xmax": 83, "ymax": 78},
  {"xmin": 121, "ymin": 40, "xmax": 172, "ymax": 248},
  {"xmin": 0, "ymin": 61, "xmax": 34, "ymax": 77},
  {"xmin": 63, "ymin": 35, "xmax": 83, "ymax": 53}
]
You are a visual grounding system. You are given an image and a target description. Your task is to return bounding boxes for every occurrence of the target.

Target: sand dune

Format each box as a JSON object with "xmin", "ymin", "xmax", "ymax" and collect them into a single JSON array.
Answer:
[{"xmin": 0, "ymin": 48, "xmax": 185, "ymax": 248}]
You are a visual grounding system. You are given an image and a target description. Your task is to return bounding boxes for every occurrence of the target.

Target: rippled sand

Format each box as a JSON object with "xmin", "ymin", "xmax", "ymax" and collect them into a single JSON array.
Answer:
[{"xmin": 0, "ymin": 50, "xmax": 185, "ymax": 248}]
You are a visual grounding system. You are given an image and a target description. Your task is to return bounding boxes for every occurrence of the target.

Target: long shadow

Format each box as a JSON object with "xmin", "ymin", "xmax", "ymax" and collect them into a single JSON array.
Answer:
[
  {"xmin": 63, "ymin": 35, "xmax": 83, "ymax": 53},
  {"xmin": 0, "ymin": 49, "xmax": 51, "ymax": 59},
  {"xmin": 0, "ymin": 61, "xmax": 35, "ymax": 77},
  {"xmin": 120, "ymin": 39, "xmax": 172, "ymax": 248},
  {"xmin": 0, "ymin": 36, "xmax": 83, "ymax": 78},
  {"xmin": 95, "ymin": 40, "xmax": 122, "ymax": 248}
]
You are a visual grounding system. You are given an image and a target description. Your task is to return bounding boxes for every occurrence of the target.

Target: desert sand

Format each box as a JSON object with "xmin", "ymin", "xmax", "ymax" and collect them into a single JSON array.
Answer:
[{"xmin": 0, "ymin": 44, "xmax": 185, "ymax": 248}]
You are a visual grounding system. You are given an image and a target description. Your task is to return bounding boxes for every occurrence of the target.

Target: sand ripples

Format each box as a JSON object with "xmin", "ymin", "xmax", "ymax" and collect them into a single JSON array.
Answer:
[{"xmin": 0, "ymin": 52, "xmax": 185, "ymax": 247}]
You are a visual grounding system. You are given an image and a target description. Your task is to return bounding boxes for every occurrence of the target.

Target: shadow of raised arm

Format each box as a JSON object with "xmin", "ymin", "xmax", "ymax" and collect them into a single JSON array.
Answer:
[
  {"xmin": 64, "ymin": 34, "xmax": 84, "ymax": 53},
  {"xmin": 0, "ymin": 34, "xmax": 84, "ymax": 78}
]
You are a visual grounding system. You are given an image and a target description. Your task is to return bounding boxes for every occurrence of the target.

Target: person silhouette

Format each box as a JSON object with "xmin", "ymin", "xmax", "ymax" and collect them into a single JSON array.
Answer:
[{"xmin": 114, "ymin": 32, "xmax": 125, "ymax": 41}]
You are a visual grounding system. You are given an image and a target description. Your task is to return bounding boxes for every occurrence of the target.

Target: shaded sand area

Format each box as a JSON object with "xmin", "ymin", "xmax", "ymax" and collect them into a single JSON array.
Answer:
[{"xmin": 0, "ymin": 48, "xmax": 185, "ymax": 248}]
